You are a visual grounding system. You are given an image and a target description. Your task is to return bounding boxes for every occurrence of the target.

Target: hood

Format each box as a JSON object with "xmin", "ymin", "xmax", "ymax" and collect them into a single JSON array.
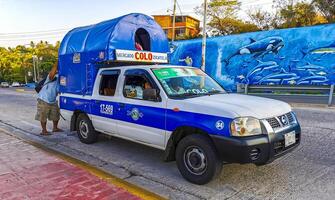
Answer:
[{"xmin": 182, "ymin": 93, "xmax": 291, "ymax": 119}]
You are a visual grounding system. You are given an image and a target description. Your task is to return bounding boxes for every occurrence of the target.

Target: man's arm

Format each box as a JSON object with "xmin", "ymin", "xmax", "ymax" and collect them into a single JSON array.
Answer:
[{"xmin": 49, "ymin": 62, "xmax": 58, "ymax": 80}]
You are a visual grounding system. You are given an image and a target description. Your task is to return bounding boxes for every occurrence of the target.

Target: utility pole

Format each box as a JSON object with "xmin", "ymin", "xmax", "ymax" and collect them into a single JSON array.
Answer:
[
  {"xmin": 24, "ymin": 70, "xmax": 27, "ymax": 84},
  {"xmin": 32, "ymin": 55, "xmax": 37, "ymax": 82},
  {"xmin": 201, "ymin": 0, "xmax": 208, "ymax": 71},
  {"xmin": 37, "ymin": 56, "xmax": 42, "ymax": 81},
  {"xmin": 172, "ymin": 0, "xmax": 177, "ymax": 42}
]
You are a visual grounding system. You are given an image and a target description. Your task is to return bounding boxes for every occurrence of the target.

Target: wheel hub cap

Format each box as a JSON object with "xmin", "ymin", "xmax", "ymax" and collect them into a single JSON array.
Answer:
[
  {"xmin": 79, "ymin": 121, "xmax": 89, "ymax": 139},
  {"xmin": 184, "ymin": 146, "xmax": 207, "ymax": 175}
]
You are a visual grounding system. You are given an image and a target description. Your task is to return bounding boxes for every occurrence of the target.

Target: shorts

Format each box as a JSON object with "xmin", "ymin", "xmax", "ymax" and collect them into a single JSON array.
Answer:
[{"xmin": 35, "ymin": 99, "xmax": 60, "ymax": 122}]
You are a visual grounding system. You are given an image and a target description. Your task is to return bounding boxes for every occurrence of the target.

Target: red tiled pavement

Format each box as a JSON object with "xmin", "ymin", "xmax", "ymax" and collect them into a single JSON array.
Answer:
[{"xmin": 0, "ymin": 131, "xmax": 142, "ymax": 200}]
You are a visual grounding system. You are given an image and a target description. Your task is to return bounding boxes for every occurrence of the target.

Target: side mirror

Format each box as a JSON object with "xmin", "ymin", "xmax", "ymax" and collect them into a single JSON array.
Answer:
[{"xmin": 143, "ymin": 89, "xmax": 161, "ymax": 102}]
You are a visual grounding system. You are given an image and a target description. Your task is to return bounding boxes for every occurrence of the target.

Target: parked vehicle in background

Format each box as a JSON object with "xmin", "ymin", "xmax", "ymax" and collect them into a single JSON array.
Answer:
[
  {"xmin": 0, "ymin": 82, "xmax": 9, "ymax": 88},
  {"xmin": 11, "ymin": 82, "xmax": 20, "ymax": 87},
  {"xmin": 25, "ymin": 82, "xmax": 36, "ymax": 88}
]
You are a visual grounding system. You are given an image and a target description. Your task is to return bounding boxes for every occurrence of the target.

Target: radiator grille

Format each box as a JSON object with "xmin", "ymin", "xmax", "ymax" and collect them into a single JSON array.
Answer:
[
  {"xmin": 266, "ymin": 118, "xmax": 281, "ymax": 129},
  {"xmin": 287, "ymin": 112, "xmax": 294, "ymax": 123},
  {"xmin": 266, "ymin": 112, "xmax": 296, "ymax": 130}
]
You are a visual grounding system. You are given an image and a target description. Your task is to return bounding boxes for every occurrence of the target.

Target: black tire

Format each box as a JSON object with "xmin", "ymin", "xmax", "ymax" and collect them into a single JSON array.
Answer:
[
  {"xmin": 76, "ymin": 113, "xmax": 98, "ymax": 144},
  {"xmin": 176, "ymin": 134, "xmax": 222, "ymax": 185}
]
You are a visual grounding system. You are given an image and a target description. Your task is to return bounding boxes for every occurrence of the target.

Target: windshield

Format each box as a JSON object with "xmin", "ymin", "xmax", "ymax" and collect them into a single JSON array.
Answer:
[{"xmin": 152, "ymin": 67, "xmax": 225, "ymax": 98}]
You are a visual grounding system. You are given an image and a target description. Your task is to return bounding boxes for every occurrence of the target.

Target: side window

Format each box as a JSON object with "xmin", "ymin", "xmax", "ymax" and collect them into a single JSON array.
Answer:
[
  {"xmin": 123, "ymin": 75, "xmax": 153, "ymax": 100},
  {"xmin": 99, "ymin": 70, "xmax": 120, "ymax": 96}
]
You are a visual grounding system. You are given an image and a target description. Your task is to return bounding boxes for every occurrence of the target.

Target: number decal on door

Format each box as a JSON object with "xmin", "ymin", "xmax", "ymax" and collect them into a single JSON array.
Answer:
[{"xmin": 100, "ymin": 104, "xmax": 113, "ymax": 115}]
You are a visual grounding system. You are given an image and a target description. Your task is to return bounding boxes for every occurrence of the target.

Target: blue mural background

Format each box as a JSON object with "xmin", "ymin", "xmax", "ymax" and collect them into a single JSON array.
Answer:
[{"xmin": 169, "ymin": 24, "xmax": 335, "ymax": 92}]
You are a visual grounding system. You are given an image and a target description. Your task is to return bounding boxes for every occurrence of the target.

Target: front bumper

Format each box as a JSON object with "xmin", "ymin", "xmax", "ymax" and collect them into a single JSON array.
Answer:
[{"xmin": 210, "ymin": 123, "xmax": 301, "ymax": 165}]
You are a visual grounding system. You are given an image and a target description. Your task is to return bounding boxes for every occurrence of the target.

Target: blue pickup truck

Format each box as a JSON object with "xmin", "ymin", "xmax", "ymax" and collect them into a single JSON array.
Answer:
[{"xmin": 58, "ymin": 13, "xmax": 301, "ymax": 184}]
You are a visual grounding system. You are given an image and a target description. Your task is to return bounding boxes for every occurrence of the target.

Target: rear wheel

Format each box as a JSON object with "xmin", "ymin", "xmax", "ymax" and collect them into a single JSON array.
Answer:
[
  {"xmin": 76, "ymin": 113, "xmax": 98, "ymax": 144},
  {"xmin": 176, "ymin": 134, "xmax": 222, "ymax": 185}
]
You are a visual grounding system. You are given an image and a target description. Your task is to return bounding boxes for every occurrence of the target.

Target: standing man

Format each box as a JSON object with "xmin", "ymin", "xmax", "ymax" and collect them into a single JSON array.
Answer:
[{"xmin": 35, "ymin": 61, "xmax": 63, "ymax": 135}]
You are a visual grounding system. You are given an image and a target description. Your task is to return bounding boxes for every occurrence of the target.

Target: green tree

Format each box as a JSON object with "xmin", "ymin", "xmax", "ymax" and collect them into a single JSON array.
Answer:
[
  {"xmin": 208, "ymin": 17, "xmax": 259, "ymax": 35},
  {"xmin": 312, "ymin": 0, "xmax": 335, "ymax": 22},
  {"xmin": 0, "ymin": 41, "xmax": 59, "ymax": 83},
  {"xmin": 176, "ymin": 33, "xmax": 202, "ymax": 40},
  {"xmin": 273, "ymin": 0, "xmax": 327, "ymax": 28},
  {"xmin": 247, "ymin": 9, "xmax": 277, "ymax": 30},
  {"xmin": 195, "ymin": 0, "xmax": 259, "ymax": 36}
]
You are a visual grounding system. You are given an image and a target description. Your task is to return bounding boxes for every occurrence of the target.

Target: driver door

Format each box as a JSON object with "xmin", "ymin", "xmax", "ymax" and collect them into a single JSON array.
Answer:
[{"xmin": 116, "ymin": 69, "xmax": 166, "ymax": 149}]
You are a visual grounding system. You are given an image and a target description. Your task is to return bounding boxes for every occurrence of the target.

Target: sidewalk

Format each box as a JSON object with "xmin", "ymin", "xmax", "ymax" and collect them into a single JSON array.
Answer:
[{"xmin": 0, "ymin": 131, "xmax": 142, "ymax": 200}]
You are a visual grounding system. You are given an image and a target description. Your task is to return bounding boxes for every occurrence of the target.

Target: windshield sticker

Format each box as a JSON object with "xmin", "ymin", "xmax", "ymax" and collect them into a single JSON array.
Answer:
[
  {"xmin": 186, "ymin": 88, "xmax": 209, "ymax": 94},
  {"xmin": 153, "ymin": 67, "xmax": 225, "ymax": 97},
  {"xmin": 153, "ymin": 68, "xmax": 198, "ymax": 80}
]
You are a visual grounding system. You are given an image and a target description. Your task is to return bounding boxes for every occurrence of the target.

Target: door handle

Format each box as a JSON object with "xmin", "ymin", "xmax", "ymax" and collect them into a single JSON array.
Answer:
[
  {"xmin": 95, "ymin": 100, "xmax": 101, "ymax": 104},
  {"xmin": 118, "ymin": 103, "xmax": 125, "ymax": 108}
]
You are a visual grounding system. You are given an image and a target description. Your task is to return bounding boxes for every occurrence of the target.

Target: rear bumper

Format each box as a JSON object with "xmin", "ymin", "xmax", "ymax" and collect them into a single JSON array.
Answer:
[{"xmin": 210, "ymin": 123, "xmax": 301, "ymax": 165}]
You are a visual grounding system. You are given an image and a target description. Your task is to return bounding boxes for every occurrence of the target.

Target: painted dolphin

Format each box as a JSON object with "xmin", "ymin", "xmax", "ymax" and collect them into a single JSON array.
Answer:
[
  {"xmin": 301, "ymin": 42, "xmax": 335, "ymax": 58},
  {"xmin": 295, "ymin": 63, "xmax": 325, "ymax": 71},
  {"xmin": 246, "ymin": 60, "xmax": 279, "ymax": 79},
  {"xmin": 297, "ymin": 76, "xmax": 329, "ymax": 85},
  {"xmin": 223, "ymin": 36, "xmax": 284, "ymax": 66},
  {"xmin": 311, "ymin": 47, "xmax": 335, "ymax": 54},
  {"xmin": 256, "ymin": 69, "xmax": 300, "ymax": 85}
]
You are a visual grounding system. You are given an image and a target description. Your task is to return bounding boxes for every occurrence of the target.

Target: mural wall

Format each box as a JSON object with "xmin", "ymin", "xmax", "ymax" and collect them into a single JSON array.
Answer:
[{"xmin": 169, "ymin": 24, "xmax": 335, "ymax": 92}]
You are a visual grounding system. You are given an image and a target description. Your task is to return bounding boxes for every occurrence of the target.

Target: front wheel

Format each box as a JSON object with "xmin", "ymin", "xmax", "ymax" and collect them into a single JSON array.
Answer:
[
  {"xmin": 76, "ymin": 113, "xmax": 98, "ymax": 144},
  {"xmin": 176, "ymin": 134, "xmax": 222, "ymax": 185}
]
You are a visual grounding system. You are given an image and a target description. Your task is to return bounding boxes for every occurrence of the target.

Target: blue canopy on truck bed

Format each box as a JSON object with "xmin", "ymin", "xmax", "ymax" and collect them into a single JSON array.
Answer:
[{"xmin": 58, "ymin": 13, "xmax": 169, "ymax": 95}]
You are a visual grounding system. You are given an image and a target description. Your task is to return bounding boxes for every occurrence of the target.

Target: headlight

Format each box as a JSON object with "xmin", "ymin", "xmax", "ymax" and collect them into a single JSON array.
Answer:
[{"xmin": 230, "ymin": 117, "xmax": 262, "ymax": 137}]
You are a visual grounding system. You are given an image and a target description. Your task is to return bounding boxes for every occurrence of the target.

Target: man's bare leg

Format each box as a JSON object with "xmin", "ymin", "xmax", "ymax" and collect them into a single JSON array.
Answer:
[
  {"xmin": 52, "ymin": 120, "xmax": 63, "ymax": 132},
  {"xmin": 40, "ymin": 121, "xmax": 49, "ymax": 135}
]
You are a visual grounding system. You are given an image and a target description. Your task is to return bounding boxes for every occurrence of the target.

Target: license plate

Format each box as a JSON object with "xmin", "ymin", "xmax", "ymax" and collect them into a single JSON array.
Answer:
[{"xmin": 284, "ymin": 131, "xmax": 296, "ymax": 147}]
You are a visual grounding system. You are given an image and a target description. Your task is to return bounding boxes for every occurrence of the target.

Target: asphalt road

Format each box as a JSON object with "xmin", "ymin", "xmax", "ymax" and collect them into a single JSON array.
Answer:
[{"xmin": 0, "ymin": 88, "xmax": 334, "ymax": 200}]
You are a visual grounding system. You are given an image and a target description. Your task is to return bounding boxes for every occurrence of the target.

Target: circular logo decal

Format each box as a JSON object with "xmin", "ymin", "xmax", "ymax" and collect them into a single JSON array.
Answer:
[
  {"xmin": 127, "ymin": 108, "xmax": 143, "ymax": 121},
  {"xmin": 215, "ymin": 120, "xmax": 224, "ymax": 130},
  {"xmin": 280, "ymin": 115, "xmax": 288, "ymax": 125}
]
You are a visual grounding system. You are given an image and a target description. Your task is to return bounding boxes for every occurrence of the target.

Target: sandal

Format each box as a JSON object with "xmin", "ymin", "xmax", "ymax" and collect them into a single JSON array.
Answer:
[
  {"xmin": 40, "ymin": 132, "xmax": 52, "ymax": 136},
  {"xmin": 52, "ymin": 128, "xmax": 64, "ymax": 133}
]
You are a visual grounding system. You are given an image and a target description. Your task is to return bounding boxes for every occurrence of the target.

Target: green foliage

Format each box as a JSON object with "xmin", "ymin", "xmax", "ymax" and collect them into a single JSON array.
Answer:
[
  {"xmin": 276, "ymin": 1, "xmax": 319, "ymax": 28},
  {"xmin": 195, "ymin": 0, "xmax": 332, "ymax": 35},
  {"xmin": 312, "ymin": 0, "xmax": 335, "ymax": 22},
  {"xmin": 195, "ymin": 0, "xmax": 260, "ymax": 35},
  {"xmin": 256, "ymin": 0, "xmax": 329, "ymax": 29},
  {"xmin": 208, "ymin": 17, "xmax": 259, "ymax": 35},
  {"xmin": 176, "ymin": 33, "xmax": 202, "ymax": 40},
  {"xmin": 247, "ymin": 9, "xmax": 277, "ymax": 30},
  {"xmin": 0, "ymin": 41, "xmax": 59, "ymax": 83}
]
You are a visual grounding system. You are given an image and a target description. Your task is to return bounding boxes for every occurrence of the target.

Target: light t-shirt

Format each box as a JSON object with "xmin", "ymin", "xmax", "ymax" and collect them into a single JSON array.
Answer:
[{"xmin": 37, "ymin": 74, "xmax": 59, "ymax": 104}]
